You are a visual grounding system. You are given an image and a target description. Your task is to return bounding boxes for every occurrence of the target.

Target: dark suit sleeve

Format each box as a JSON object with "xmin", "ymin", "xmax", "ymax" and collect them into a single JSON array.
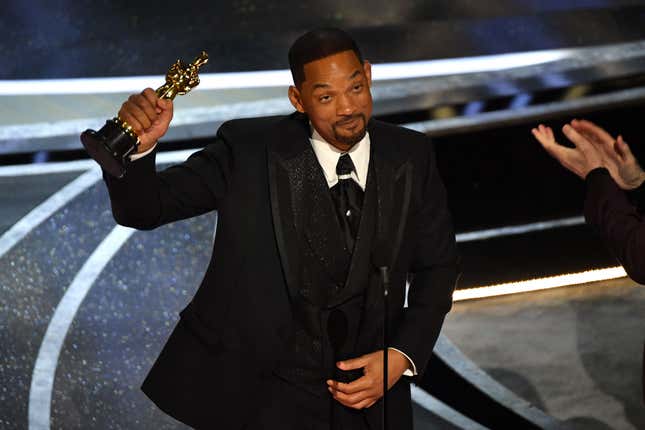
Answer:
[
  {"xmin": 626, "ymin": 179, "xmax": 645, "ymax": 214},
  {"xmin": 584, "ymin": 168, "xmax": 645, "ymax": 284},
  {"xmin": 391, "ymin": 139, "xmax": 459, "ymax": 377},
  {"xmin": 104, "ymin": 125, "xmax": 233, "ymax": 230}
]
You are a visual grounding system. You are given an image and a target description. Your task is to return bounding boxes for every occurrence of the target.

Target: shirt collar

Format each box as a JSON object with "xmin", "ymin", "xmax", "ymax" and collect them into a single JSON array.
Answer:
[{"xmin": 309, "ymin": 125, "xmax": 370, "ymax": 190}]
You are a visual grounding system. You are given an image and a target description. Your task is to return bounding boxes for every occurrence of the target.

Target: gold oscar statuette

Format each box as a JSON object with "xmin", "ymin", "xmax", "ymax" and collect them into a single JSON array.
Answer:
[{"xmin": 80, "ymin": 51, "xmax": 209, "ymax": 178}]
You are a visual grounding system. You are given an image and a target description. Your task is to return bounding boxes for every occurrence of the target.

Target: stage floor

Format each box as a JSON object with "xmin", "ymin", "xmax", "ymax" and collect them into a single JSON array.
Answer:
[
  {"xmin": 445, "ymin": 279, "xmax": 645, "ymax": 430},
  {"xmin": 1, "ymin": 165, "xmax": 643, "ymax": 429}
]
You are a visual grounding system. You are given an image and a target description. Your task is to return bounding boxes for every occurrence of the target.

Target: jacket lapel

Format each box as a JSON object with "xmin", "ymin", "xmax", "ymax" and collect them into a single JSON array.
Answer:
[
  {"xmin": 268, "ymin": 113, "xmax": 349, "ymax": 301},
  {"xmin": 268, "ymin": 113, "xmax": 310, "ymax": 301},
  {"xmin": 364, "ymin": 120, "xmax": 414, "ymax": 308}
]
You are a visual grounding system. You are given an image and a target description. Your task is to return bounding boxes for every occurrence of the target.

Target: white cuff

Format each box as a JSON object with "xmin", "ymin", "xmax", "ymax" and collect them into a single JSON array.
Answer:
[
  {"xmin": 388, "ymin": 347, "xmax": 417, "ymax": 376},
  {"xmin": 129, "ymin": 143, "xmax": 156, "ymax": 161}
]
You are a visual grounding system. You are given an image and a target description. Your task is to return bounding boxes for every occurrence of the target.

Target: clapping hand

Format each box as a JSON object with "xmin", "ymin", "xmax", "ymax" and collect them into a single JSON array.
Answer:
[
  {"xmin": 532, "ymin": 122, "xmax": 603, "ymax": 179},
  {"xmin": 568, "ymin": 119, "xmax": 645, "ymax": 190},
  {"xmin": 533, "ymin": 120, "xmax": 645, "ymax": 189}
]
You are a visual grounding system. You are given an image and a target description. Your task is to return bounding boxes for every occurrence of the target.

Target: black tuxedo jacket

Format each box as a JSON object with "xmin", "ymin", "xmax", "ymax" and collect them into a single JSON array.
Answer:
[
  {"xmin": 104, "ymin": 112, "xmax": 459, "ymax": 429},
  {"xmin": 585, "ymin": 168, "xmax": 645, "ymax": 283}
]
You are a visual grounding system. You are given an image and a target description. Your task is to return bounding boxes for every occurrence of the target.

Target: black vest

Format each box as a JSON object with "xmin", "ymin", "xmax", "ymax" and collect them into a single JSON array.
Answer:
[{"xmin": 275, "ymin": 147, "xmax": 378, "ymax": 397}]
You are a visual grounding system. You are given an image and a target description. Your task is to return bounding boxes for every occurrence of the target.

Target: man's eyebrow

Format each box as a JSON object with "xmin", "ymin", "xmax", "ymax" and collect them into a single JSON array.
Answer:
[
  {"xmin": 348, "ymin": 70, "xmax": 361, "ymax": 80},
  {"xmin": 311, "ymin": 70, "xmax": 362, "ymax": 90}
]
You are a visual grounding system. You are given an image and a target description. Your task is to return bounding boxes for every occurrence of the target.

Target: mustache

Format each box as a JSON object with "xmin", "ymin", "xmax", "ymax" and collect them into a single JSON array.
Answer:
[{"xmin": 334, "ymin": 114, "xmax": 365, "ymax": 127}]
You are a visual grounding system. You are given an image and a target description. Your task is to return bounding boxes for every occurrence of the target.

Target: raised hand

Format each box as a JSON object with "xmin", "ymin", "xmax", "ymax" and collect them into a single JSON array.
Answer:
[
  {"xmin": 326, "ymin": 349, "xmax": 410, "ymax": 410},
  {"xmin": 570, "ymin": 119, "xmax": 645, "ymax": 190},
  {"xmin": 532, "ymin": 123, "xmax": 603, "ymax": 179},
  {"xmin": 117, "ymin": 88, "xmax": 174, "ymax": 152}
]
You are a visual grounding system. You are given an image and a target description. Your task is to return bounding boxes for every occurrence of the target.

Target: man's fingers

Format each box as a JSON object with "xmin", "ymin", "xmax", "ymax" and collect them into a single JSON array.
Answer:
[
  {"xmin": 329, "ymin": 386, "xmax": 376, "ymax": 408},
  {"xmin": 327, "ymin": 375, "xmax": 373, "ymax": 395},
  {"xmin": 562, "ymin": 124, "xmax": 594, "ymax": 152},
  {"xmin": 333, "ymin": 395, "xmax": 375, "ymax": 410},
  {"xmin": 353, "ymin": 399, "xmax": 375, "ymax": 410},
  {"xmin": 532, "ymin": 125, "xmax": 558, "ymax": 149},
  {"xmin": 127, "ymin": 105, "xmax": 151, "ymax": 133},
  {"xmin": 337, "ymin": 355, "xmax": 369, "ymax": 371},
  {"xmin": 572, "ymin": 119, "xmax": 615, "ymax": 145},
  {"xmin": 119, "ymin": 103, "xmax": 146, "ymax": 134},
  {"xmin": 141, "ymin": 88, "xmax": 158, "ymax": 105},
  {"xmin": 571, "ymin": 120, "xmax": 603, "ymax": 147},
  {"xmin": 533, "ymin": 127, "xmax": 572, "ymax": 163},
  {"xmin": 131, "ymin": 93, "xmax": 158, "ymax": 124},
  {"xmin": 531, "ymin": 127, "xmax": 549, "ymax": 146},
  {"xmin": 120, "ymin": 95, "xmax": 155, "ymax": 132}
]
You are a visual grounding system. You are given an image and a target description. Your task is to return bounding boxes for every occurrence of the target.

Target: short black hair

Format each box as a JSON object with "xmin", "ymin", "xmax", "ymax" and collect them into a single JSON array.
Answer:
[{"xmin": 288, "ymin": 28, "xmax": 363, "ymax": 88}]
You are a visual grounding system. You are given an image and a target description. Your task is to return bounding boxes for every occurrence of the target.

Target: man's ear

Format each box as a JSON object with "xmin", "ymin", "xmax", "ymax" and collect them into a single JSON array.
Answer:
[
  {"xmin": 363, "ymin": 61, "xmax": 372, "ymax": 87},
  {"xmin": 288, "ymin": 86, "xmax": 305, "ymax": 113}
]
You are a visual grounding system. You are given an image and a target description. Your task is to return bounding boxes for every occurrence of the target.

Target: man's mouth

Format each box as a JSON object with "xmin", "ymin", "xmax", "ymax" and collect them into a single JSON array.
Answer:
[{"xmin": 336, "ymin": 116, "xmax": 362, "ymax": 128}]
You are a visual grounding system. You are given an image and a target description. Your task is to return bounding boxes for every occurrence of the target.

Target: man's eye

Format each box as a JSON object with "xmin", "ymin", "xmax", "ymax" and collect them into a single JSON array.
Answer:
[
  {"xmin": 353, "ymin": 84, "xmax": 363, "ymax": 92},
  {"xmin": 319, "ymin": 95, "xmax": 331, "ymax": 102}
]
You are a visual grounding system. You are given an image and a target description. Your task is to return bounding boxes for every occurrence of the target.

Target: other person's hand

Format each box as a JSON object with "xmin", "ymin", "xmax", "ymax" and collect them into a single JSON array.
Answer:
[
  {"xmin": 117, "ymin": 88, "xmax": 173, "ymax": 153},
  {"xmin": 532, "ymin": 122, "xmax": 603, "ymax": 179},
  {"xmin": 326, "ymin": 349, "xmax": 410, "ymax": 410},
  {"xmin": 570, "ymin": 119, "xmax": 645, "ymax": 190}
]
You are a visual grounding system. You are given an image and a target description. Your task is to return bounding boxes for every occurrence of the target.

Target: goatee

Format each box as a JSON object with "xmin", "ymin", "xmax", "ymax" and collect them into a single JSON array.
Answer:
[{"xmin": 333, "ymin": 114, "xmax": 367, "ymax": 147}]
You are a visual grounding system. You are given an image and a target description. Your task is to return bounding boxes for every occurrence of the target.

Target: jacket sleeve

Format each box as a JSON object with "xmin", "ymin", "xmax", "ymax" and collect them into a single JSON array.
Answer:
[
  {"xmin": 103, "ymin": 124, "xmax": 233, "ymax": 230},
  {"xmin": 626, "ymin": 178, "xmax": 645, "ymax": 215},
  {"xmin": 391, "ymin": 139, "xmax": 459, "ymax": 378},
  {"xmin": 584, "ymin": 168, "xmax": 645, "ymax": 284}
]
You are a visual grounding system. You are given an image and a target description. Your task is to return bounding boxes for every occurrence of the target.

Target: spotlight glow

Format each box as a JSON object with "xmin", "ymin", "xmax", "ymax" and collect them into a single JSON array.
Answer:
[
  {"xmin": 453, "ymin": 266, "xmax": 627, "ymax": 301},
  {"xmin": 0, "ymin": 49, "xmax": 573, "ymax": 96}
]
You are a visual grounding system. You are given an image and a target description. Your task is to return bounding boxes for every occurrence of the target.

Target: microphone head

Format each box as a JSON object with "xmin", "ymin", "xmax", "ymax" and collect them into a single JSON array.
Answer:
[{"xmin": 371, "ymin": 244, "xmax": 389, "ymax": 270}]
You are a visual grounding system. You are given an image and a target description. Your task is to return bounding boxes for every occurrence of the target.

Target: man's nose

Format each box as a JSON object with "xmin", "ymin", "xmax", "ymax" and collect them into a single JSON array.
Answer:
[{"xmin": 336, "ymin": 94, "xmax": 355, "ymax": 116}]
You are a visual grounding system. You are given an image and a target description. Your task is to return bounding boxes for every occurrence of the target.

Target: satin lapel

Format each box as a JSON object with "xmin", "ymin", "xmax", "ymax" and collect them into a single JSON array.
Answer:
[
  {"xmin": 268, "ymin": 113, "xmax": 350, "ymax": 300},
  {"xmin": 366, "ymin": 122, "xmax": 413, "ymax": 307},
  {"xmin": 268, "ymin": 114, "xmax": 312, "ymax": 300}
]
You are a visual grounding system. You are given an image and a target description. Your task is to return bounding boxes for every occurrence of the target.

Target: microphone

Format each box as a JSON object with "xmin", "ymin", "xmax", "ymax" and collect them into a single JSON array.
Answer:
[{"xmin": 372, "ymin": 248, "xmax": 389, "ymax": 429}]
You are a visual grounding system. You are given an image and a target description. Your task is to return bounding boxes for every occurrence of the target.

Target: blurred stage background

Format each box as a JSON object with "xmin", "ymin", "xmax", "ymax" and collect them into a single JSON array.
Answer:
[{"xmin": 1, "ymin": 1, "xmax": 644, "ymax": 429}]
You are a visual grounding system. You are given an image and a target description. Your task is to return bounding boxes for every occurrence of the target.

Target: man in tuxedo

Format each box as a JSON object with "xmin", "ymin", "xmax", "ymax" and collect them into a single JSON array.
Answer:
[{"xmin": 104, "ymin": 28, "xmax": 458, "ymax": 429}]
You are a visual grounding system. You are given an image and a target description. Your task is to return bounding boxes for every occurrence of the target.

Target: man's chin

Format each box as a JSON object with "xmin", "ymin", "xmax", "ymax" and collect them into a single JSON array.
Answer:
[{"xmin": 334, "ymin": 127, "xmax": 367, "ymax": 147}]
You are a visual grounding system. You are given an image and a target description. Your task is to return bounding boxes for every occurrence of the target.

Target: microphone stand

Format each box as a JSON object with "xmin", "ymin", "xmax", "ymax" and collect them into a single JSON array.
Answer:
[{"xmin": 379, "ymin": 266, "xmax": 390, "ymax": 430}]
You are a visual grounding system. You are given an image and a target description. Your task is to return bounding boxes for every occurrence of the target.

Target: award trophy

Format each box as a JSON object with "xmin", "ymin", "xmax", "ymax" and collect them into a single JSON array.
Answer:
[{"xmin": 81, "ymin": 51, "xmax": 209, "ymax": 178}]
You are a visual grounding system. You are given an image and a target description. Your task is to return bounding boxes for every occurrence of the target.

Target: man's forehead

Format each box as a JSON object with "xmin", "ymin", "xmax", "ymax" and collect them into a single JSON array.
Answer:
[{"xmin": 301, "ymin": 51, "xmax": 364, "ymax": 86}]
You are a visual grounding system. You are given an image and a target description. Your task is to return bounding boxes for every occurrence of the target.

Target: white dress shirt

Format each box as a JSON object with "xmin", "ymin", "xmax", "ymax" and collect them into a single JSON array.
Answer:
[{"xmin": 310, "ymin": 127, "xmax": 369, "ymax": 191}]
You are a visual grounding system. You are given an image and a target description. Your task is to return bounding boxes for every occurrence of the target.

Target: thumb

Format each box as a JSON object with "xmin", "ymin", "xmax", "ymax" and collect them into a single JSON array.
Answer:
[
  {"xmin": 157, "ymin": 98, "xmax": 173, "ymax": 110},
  {"xmin": 157, "ymin": 99, "xmax": 174, "ymax": 123},
  {"xmin": 338, "ymin": 354, "xmax": 369, "ymax": 370},
  {"xmin": 616, "ymin": 136, "xmax": 634, "ymax": 161}
]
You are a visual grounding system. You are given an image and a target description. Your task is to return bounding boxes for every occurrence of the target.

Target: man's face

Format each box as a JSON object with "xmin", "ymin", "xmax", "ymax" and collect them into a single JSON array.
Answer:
[{"xmin": 289, "ymin": 50, "xmax": 373, "ymax": 152}]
